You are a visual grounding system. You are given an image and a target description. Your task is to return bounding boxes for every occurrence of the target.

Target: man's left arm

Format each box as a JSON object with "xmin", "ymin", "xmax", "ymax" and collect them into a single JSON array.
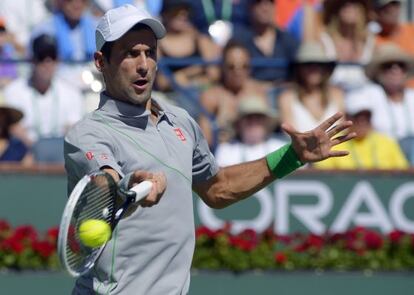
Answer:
[{"xmin": 193, "ymin": 112, "xmax": 355, "ymax": 209}]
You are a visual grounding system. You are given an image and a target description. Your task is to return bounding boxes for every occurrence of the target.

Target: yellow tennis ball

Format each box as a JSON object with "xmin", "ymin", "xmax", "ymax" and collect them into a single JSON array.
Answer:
[{"xmin": 78, "ymin": 219, "xmax": 111, "ymax": 248}]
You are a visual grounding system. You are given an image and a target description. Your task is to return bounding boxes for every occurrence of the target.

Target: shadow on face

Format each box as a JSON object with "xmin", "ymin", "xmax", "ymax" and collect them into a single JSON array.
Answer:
[
  {"xmin": 222, "ymin": 47, "xmax": 251, "ymax": 90},
  {"xmin": 348, "ymin": 111, "xmax": 372, "ymax": 139}
]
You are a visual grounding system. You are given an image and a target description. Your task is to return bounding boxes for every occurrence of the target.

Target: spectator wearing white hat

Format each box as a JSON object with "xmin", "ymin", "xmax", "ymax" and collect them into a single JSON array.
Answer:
[
  {"xmin": 347, "ymin": 44, "xmax": 414, "ymax": 140},
  {"xmin": 215, "ymin": 97, "xmax": 286, "ymax": 167},
  {"xmin": 279, "ymin": 41, "xmax": 345, "ymax": 132},
  {"xmin": 314, "ymin": 94, "xmax": 408, "ymax": 169}
]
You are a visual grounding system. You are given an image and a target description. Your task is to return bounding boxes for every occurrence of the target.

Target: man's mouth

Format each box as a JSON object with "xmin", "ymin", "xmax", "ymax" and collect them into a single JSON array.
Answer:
[{"xmin": 133, "ymin": 79, "xmax": 149, "ymax": 91}]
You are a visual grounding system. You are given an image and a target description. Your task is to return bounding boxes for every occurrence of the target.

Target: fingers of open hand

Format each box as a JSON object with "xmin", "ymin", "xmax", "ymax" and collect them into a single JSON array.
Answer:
[
  {"xmin": 319, "ymin": 112, "xmax": 344, "ymax": 131},
  {"xmin": 326, "ymin": 120, "xmax": 353, "ymax": 138},
  {"xmin": 331, "ymin": 132, "xmax": 357, "ymax": 147}
]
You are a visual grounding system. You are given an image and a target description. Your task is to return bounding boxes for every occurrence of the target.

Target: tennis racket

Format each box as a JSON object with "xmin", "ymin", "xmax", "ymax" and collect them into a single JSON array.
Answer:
[{"xmin": 57, "ymin": 171, "xmax": 153, "ymax": 277}]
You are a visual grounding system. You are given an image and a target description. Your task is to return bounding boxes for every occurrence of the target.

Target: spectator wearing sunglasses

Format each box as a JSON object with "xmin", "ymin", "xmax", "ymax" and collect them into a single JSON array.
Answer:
[
  {"xmin": 346, "ymin": 44, "xmax": 414, "ymax": 164},
  {"xmin": 279, "ymin": 42, "xmax": 345, "ymax": 132},
  {"xmin": 198, "ymin": 40, "xmax": 270, "ymax": 149}
]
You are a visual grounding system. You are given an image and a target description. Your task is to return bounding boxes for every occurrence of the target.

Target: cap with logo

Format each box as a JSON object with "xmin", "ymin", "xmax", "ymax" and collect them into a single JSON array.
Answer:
[{"xmin": 95, "ymin": 4, "xmax": 166, "ymax": 51}]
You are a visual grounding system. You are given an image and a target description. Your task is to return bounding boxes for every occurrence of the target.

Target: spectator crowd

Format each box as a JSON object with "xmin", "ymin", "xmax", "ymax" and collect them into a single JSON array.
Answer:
[{"xmin": 0, "ymin": 0, "xmax": 413, "ymax": 169}]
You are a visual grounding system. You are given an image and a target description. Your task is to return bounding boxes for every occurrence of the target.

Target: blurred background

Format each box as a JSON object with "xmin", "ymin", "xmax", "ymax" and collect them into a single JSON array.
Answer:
[{"xmin": 0, "ymin": 0, "xmax": 414, "ymax": 294}]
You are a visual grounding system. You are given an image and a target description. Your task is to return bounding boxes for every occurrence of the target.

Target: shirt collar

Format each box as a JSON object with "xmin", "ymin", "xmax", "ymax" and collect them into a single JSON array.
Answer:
[{"xmin": 98, "ymin": 92, "xmax": 175, "ymax": 127}]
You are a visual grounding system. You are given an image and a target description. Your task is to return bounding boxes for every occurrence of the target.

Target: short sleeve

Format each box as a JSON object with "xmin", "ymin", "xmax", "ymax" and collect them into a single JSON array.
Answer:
[
  {"xmin": 64, "ymin": 124, "xmax": 123, "ymax": 194},
  {"xmin": 189, "ymin": 117, "xmax": 219, "ymax": 184}
]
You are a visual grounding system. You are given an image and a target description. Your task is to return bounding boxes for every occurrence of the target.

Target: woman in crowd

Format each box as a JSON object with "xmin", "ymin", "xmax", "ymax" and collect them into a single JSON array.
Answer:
[
  {"xmin": 278, "ymin": 42, "xmax": 344, "ymax": 132},
  {"xmin": 198, "ymin": 40, "xmax": 269, "ymax": 148},
  {"xmin": 319, "ymin": 0, "xmax": 375, "ymax": 92},
  {"xmin": 156, "ymin": 0, "xmax": 220, "ymax": 90}
]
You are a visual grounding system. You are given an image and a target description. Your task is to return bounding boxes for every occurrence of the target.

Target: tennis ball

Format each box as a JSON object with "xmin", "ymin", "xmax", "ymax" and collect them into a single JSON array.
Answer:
[{"xmin": 78, "ymin": 219, "xmax": 111, "ymax": 248}]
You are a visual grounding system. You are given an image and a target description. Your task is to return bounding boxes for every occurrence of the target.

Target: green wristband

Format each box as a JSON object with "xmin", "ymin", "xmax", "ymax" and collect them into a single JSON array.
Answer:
[{"xmin": 266, "ymin": 144, "xmax": 304, "ymax": 178}]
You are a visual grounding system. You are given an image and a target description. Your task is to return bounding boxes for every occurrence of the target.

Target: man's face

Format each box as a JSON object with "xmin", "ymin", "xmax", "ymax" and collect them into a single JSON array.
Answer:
[
  {"xmin": 251, "ymin": 0, "xmax": 274, "ymax": 26},
  {"xmin": 33, "ymin": 57, "xmax": 58, "ymax": 84},
  {"xmin": 377, "ymin": 61, "xmax": 407, "ymax": 93},
  {"xmin": 349, "ymin": 111, "xmax": 372, "ymax": 140},
  {"xmin": 377, "ymin": 2, "xmax": 401, "ymax": 28},
  {"xmin": 223, "ymin": 47, "xmax": 250, "ymax": 89},
  {"xmin": 98, "ymin": 27, "xmax": 157, "ymax": 105},
  {"xmin": 60, "ymin": 0, "xmax": 88, "ymax": 23}
]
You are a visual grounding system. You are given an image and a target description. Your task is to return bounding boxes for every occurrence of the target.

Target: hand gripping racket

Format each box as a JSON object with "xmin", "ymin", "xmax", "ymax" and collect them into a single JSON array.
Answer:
[{"xmin": 57, "ymin": 171, "xmax": 153, "ymax": 277}]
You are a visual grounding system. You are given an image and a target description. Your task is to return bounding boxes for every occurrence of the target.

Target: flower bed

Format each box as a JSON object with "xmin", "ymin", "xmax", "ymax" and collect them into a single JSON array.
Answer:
[
  {"xmin": 1, "ymin": 219, "xmax": 414, "ymax": 272},
  {"xmin": 193, "ymin": 225, "xmax": 414, "ymax": 272},
  {"xmin": 0, "ymin": 220, "xmax": 59, "ymax": 270}
]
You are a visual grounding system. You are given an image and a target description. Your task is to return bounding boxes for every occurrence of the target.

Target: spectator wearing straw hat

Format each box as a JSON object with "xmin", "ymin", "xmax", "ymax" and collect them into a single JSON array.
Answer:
[
  {"xmin": 314, "ymin": 93, "xmax": 409, "ymax": 169},
  {"xmin": 0, "ymin": 100, "xmax": 28, "ymax": 162},
  {"xmin": 346, "ymin": 43, "xmax": 414, "ymax": 164},
  {"xmin": 279, "ymin": 41, "xmax": 344, "ymax": 132},
  {"xmin": 347, "ymin": 43, "xmax": 414, "ymax": 140},
  {"xmin": 215, "ymin": 97, "xmax": 286, "ymax": 167}
]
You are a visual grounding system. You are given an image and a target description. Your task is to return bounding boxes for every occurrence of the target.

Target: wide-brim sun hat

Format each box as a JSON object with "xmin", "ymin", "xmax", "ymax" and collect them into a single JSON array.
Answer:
[
  {"xmin": 236, "ymin": 97, "xmax": 278, "ymax": 127},
  {"xmin": 323, "ymin": 0, "xmax": 372, "ymax": 25},
  {"xmin": 0, "ymin": 100, "xmax": 23, "ymax": 125},
  {"xmin": 95, "ymin": 4, "xmax": 166, "ymax": 51},
  {"xmin": 294, "ymin": 42, "xmax": 336, "ymax": 66},
  {"xmin": 365, "ymin": 43, "xmax": 414, "ymax": 80}
]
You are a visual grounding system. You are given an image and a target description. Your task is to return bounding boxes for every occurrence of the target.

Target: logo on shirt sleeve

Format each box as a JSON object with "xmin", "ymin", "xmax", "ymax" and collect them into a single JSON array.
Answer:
[
  {"xmin": 85, "ymin": 152, "xmax": 94, "ymax": 160},
  {"xmin": 174, "ymin": 128, "xmax": 186, "ymax": 142}
]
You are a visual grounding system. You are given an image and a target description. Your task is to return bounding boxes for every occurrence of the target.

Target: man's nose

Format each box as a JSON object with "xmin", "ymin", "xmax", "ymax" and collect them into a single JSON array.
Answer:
[{"xmin": 137, "ymin": 52, "xmax": 149, "ymax": 76}]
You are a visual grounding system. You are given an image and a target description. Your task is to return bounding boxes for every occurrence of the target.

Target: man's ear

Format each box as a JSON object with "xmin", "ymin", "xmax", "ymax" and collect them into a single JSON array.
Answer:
[{"xmin": 94, "ymin": 51, "xmax": 105, "ymax": 72}]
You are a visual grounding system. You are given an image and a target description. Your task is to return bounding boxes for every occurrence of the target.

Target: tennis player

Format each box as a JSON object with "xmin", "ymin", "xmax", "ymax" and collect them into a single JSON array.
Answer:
[{"xmin": 64, "ymin": 4, "xmax": 355, "ymax": 295}]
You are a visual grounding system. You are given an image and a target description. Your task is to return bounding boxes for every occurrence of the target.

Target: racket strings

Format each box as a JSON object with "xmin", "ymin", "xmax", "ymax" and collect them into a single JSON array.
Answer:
[{"xmin": 64, "ymin": 175, "xmax": 117, "ymax": 274}]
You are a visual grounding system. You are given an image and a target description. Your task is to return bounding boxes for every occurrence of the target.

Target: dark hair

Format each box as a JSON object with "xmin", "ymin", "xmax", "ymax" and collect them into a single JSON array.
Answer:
[
  {"xmin": 32, "ymin": 34, "xmax": 58, "ymax": 61},
  {"xmin": 100, "ymin": 23, "xmax": 156, "ymax": 62},
  {"xmin": 222, "ymin": 39, "xmax": 250, "ymax": 60}
]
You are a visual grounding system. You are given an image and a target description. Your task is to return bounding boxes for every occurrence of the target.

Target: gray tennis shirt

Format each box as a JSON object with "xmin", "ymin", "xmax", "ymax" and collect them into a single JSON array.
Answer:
[{"xmin": 64, "ymin": 93, "xmax": 219, "ymax": 295}]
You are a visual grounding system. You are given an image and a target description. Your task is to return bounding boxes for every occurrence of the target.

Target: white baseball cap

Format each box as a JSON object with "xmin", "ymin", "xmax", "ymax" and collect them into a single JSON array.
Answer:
[
  {"xmin": 95, "ymin": 4, "xmax": 166, "ymax": 51},
  {"xmin": 346, "ymin": 96, "xmax": 373, "ymax": 116}
]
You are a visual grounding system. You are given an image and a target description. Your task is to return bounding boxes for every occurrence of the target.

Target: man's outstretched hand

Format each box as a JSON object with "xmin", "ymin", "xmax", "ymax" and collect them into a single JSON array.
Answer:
[{"xmin": 282, "ymin": 112, "xmax": 356, "ymax": 163}]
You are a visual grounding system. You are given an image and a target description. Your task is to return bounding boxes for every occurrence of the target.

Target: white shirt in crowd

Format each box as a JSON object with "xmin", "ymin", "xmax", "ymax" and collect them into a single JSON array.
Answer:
[
  {"xmin": 346, "ymin": 83, "xmax": 414, "ymax": 139},
  {"xmin": 3, "ymin": 77, "xmax": 84, "ymax": 142},
  {"xmin": 0, "ymin": 0, "xmax": 49, "ymax": 47},
  {"xmin": 215, "ymin": 137, "xmax": 287, "ymax": 167}
]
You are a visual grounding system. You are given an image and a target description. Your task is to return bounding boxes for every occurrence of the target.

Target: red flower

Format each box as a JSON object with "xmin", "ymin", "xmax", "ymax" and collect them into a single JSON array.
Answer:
[
  {"xmin": 274, "ymin": 252, "xmax": 287, "ymax": 264},
  {"xmin": 389, "ymin": 230, "xmax": 404, "ymax": 245},
  {"xmin": 307, "ymin": 234, "xmax": 324, "ymax": 250},
  {"xmin": 13, "ymin": 225, "xmax": 37, "ymax": 244},
  {"xmin": 1, "ymin": 237, "xmax": 24, "ymax": 254},
  {"xmin": 229, "ymin": 229, "xmax": 258, "ymax": 252},
  {"xmin": 47, "ymin": 227, "xmax": 59, "ymax": 244},
  {"xmin": 195, "ymin": 226, "xmax": 215, "ymax": 239},
  {"xmin": 33, "ymin": 240, "xmax": 55, "ymax": 258},
  {"xmin": 364, "ymin": 231, "xmax": 383, "ymax": 250}
]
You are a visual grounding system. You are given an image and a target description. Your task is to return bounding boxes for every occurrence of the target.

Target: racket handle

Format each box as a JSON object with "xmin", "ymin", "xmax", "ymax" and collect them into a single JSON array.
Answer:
[{"xmin": 130, "ymin": 181, "xmax": 153, "ymax": 203}]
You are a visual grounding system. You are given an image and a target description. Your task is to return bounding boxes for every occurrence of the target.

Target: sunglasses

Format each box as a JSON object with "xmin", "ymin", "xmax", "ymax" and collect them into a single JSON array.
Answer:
[
  {"xmin": 380, "ymin": 61, "xmax": 407, "ymax": 71},
  {"xmin": 224, "ymin": 63, "xmax": 250, "ymax": 71}
]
